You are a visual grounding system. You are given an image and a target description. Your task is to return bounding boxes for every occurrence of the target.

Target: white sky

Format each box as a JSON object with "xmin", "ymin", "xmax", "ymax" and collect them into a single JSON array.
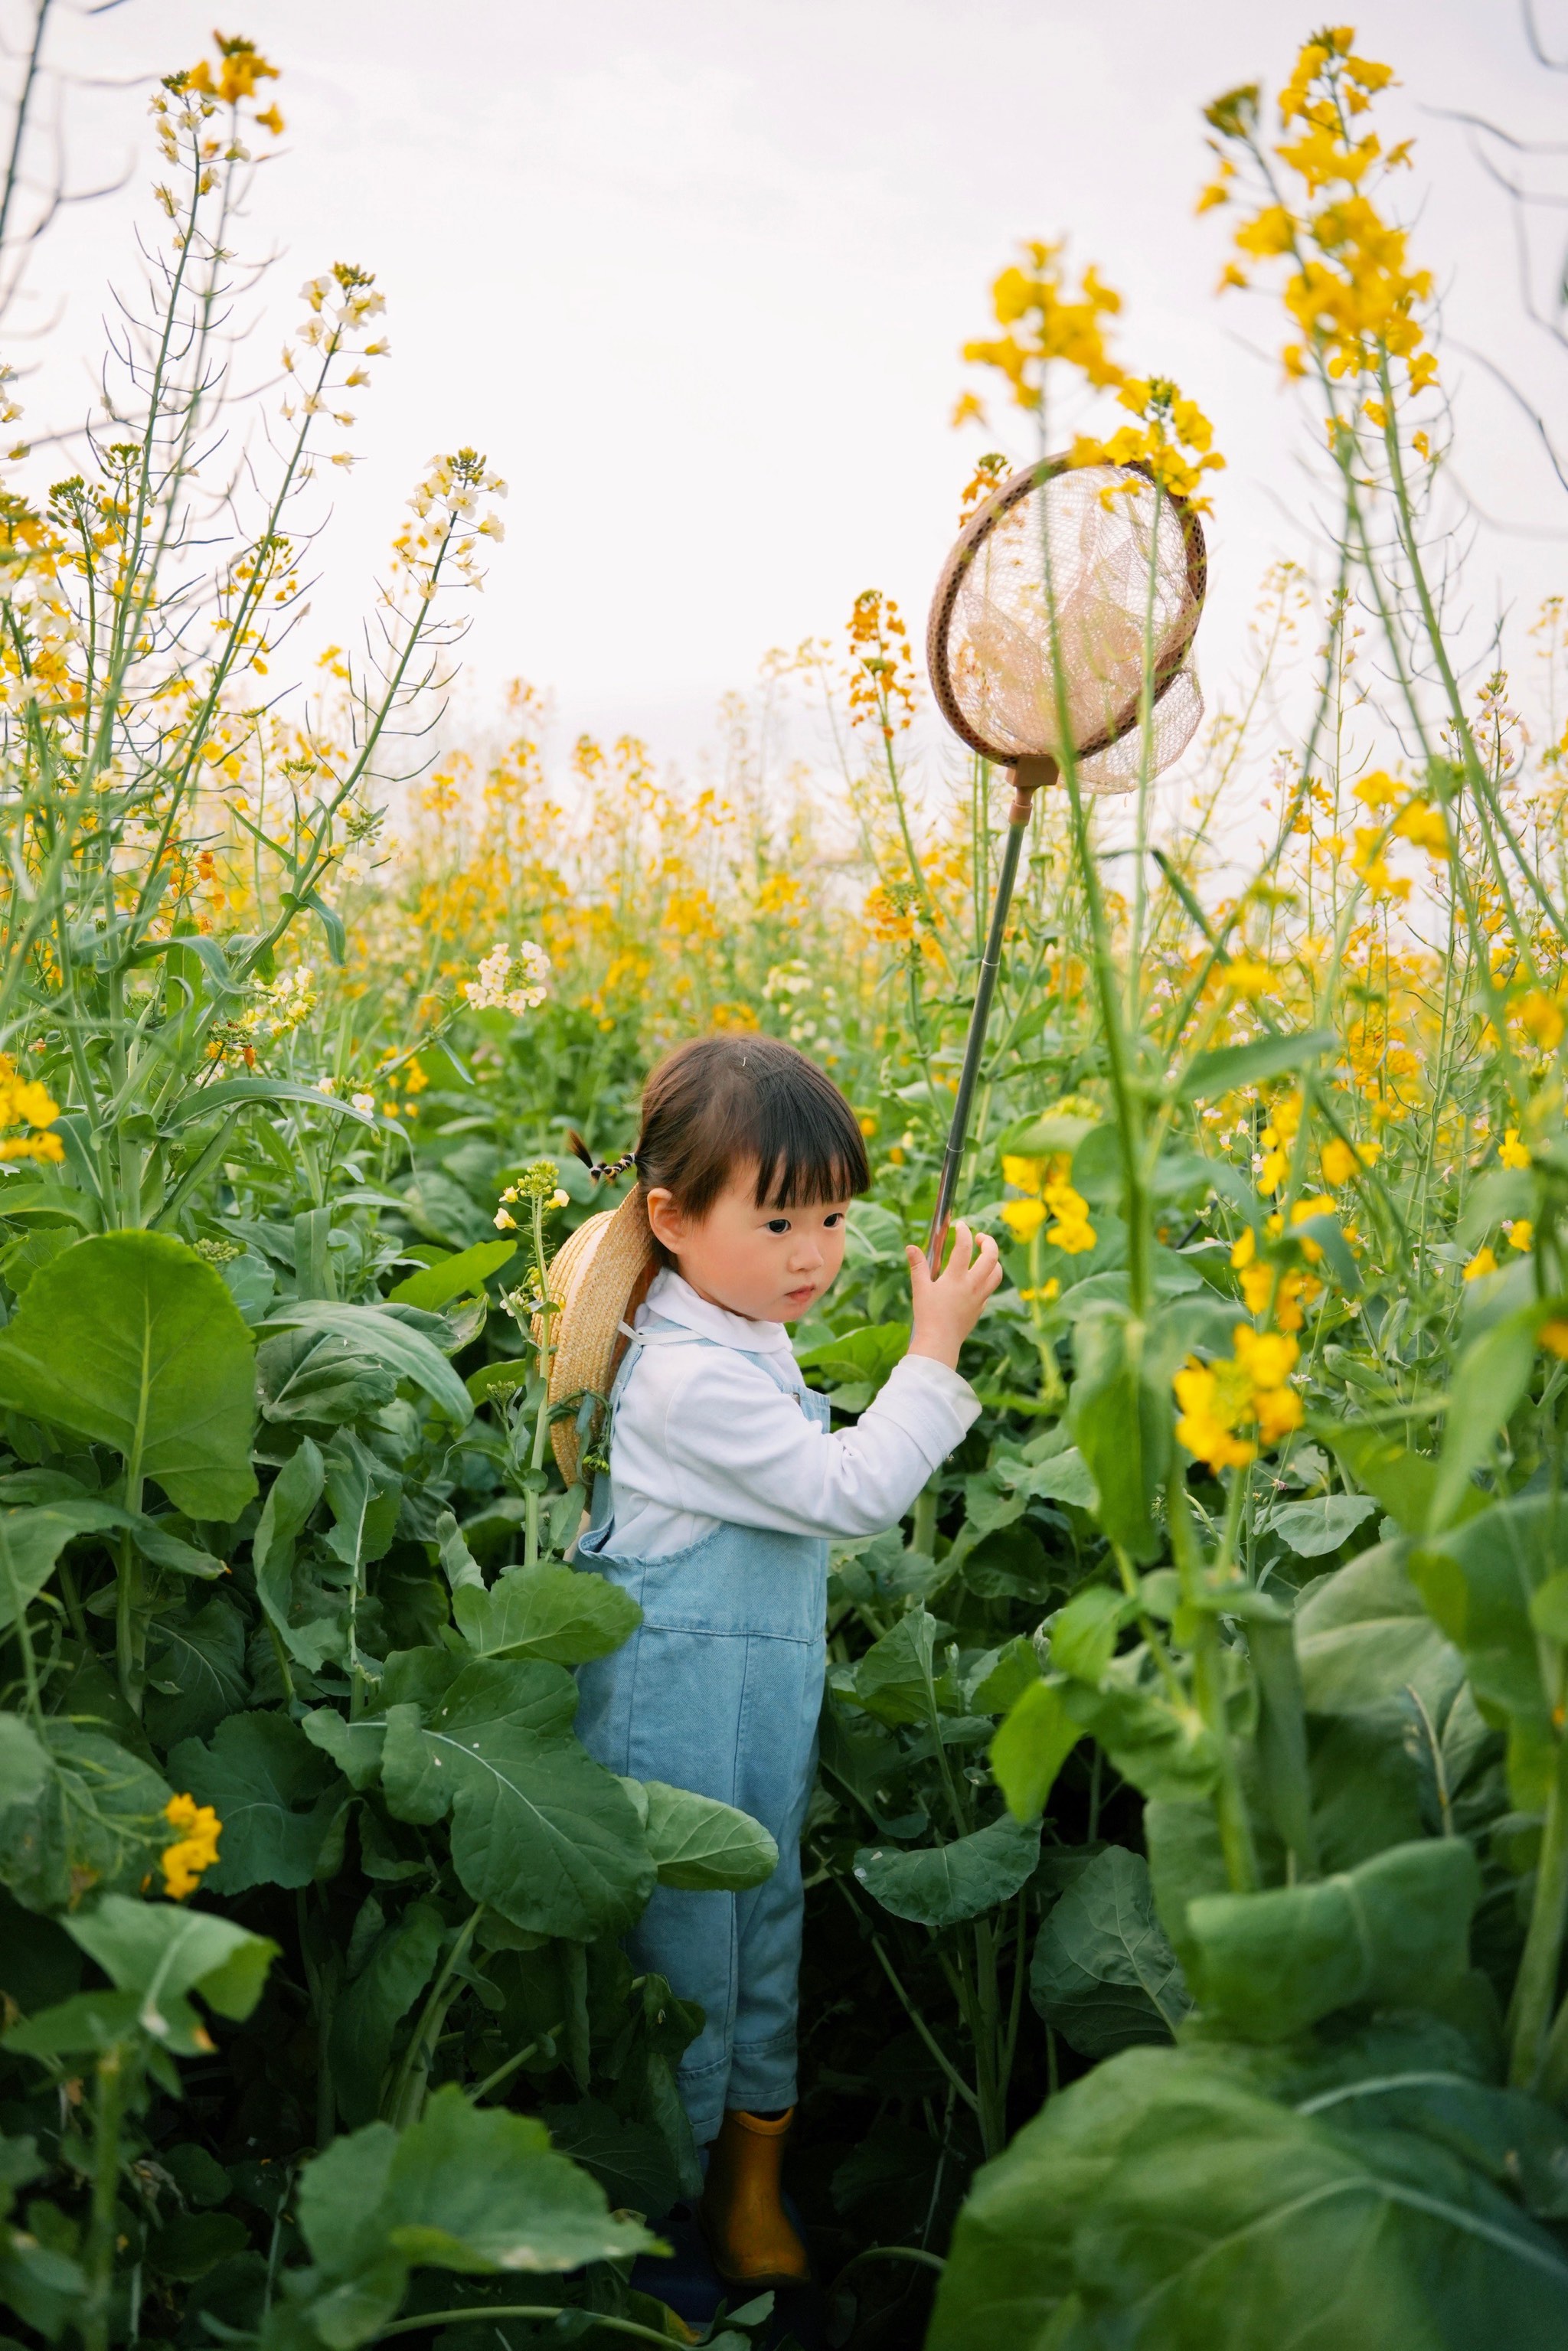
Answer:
[{"xmin": 10, "ymin": 0, "xmax": 1568, "ymax": 786}]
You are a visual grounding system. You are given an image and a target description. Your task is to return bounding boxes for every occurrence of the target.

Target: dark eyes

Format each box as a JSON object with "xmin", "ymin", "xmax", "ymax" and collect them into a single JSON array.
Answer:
[{"xmin": 765, "ymin": 1211, "xmax": 846, "ymax": 1235}]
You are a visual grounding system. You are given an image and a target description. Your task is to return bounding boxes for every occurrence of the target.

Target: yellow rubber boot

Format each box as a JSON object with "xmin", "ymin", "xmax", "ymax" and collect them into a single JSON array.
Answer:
[{"xmin": 698, "ymin": 2107, "xmax": 810, "ymax": 2288}]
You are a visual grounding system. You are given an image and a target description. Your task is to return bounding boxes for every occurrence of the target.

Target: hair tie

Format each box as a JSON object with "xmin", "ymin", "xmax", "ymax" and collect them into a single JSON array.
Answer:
[{"xmin": 566, "ymin": 1129, "xmax": 639, "ymax": 1185}]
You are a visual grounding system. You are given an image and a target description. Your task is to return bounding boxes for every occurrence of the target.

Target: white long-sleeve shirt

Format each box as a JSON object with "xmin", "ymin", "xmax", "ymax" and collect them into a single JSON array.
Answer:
[{"xmin": 603, "ymin": 1269, "xmax": 981, "ymax": 1559}]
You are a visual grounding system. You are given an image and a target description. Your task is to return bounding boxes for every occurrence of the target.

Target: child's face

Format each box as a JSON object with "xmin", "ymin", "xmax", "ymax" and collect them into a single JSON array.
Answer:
[{"xmin": 645, "ymin": 1164, "xmax": 850, "ymax": 1324}]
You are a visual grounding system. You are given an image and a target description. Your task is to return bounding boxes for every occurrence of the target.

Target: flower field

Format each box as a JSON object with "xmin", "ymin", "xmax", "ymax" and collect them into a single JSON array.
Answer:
[{"xmin": 4, "ymin": 21, "xmax": 1568, "ymax": 2351}]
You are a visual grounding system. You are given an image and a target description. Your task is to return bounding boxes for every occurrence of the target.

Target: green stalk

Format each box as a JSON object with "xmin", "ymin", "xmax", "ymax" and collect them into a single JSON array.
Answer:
[
  {"xmin": 1509, "ymin": 1730, "xmax": 1568, "ymax": 2090},
  {"xmin": 82, "ymin": 2042, "xmax": 132, "ymax": 2351}
]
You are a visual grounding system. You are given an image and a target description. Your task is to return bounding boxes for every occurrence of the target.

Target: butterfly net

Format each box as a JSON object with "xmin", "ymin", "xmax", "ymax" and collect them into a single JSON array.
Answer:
[{"xmin": 942, "ymin": 462, "xmax": 1203, "ymax": 794}]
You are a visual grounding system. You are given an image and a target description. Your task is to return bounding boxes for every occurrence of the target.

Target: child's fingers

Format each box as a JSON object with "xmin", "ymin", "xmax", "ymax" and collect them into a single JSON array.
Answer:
[{"xmin": 906, "ymin": 1241, "xmax": 932, "ymax": 1293}]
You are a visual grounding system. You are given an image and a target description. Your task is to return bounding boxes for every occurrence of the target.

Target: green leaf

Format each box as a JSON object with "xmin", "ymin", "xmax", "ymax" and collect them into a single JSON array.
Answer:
[
  {"xmin": 162, "ymin": 1076, "xmax": 379, "ymax": 1128},
  {"xmin": 328, "ymin": 1897, "xmax": 444, "ymax": 2127},
  {"xmin": 1430, "ymin": 1306, "xmax": 1541, "ymax": 1533},
  {"xmin": 169, "ymin": 1712, "xmax": 348, "ymax": 1894},
  {"xmin": 1049, "ymin": 1585, "xmax": 1131, "ymax": 1684},
  {"xmin": 537, "ymin": 2098, "xmax": 680, "ymax": 2226},
  {"xmin": 145, "ymin": 2212, "xmax": 250, "ymax": 2282},
  {"xmin": 795, "ymin": 1321, "xmax": 910, "ymax": 1399},
  {"xmin": 1065, "ymin": 1680, "xmax": 1221, "ymax": 1802},
  {"xmin": 853, "ymin": 1811, "xmax": 1040, "ymax": 1928},
  {"xmin": 453, "ymin": 1564, "xmax": 642, "ymax": 1666},
  {"xmin": 854, "ymin": 1608, "xmax": 942, "ymax": 1726},
  {"xmin": 323, "ymin": 1432, "xmax": 400, "ymax": 1573},
  {"xmin": 380, "ymin": 1659, "xmax": 654, "ymax": 1938},
  {"xmin": 260, "ymin": 1300, "xmax": 472, "ymax": 1427},
  {"xmin": 57, "ymin": 1893, "xmax": 276, "ymax": 2052},
  {"xmin": 1406, "ymin": 1494, "xmax": 1562, "ymax": 1801},
  {"xmin": 1323, "ymin": 1422, "xmax": 1485, "ymax": 1542},
  {"xmin": 256, "ymin": 1327, "xmax": 397, "ymax": 1428},
  {"xmin": 0, "ymin": 1713, "xmax": 47, "ymax": 1808},
  {"xmin": 1295, "ymin": 1536, "xmax": 1464, "ymax": 1717},
  {"xmin": 1030, "ymin": 1846, "xmax": 1188, "ymax": 2057},
  {"xmin": 0, "ymin": 1721, "xmax": 170, "ymax": 1912},
  {"xmin": 1174, "ymin": 1027, "xmax": 1338, "ymax": 1103},
  {"xmin": 965, "ymin": 1634, "xmax": 1043, "ymax": 1716},
  {"xmin": 927, "ymin": 2045, "xmax": 1568, "ymax": 2351},
  {"xmin": 1268, "ymin": 1491, "xmax": 1377, "ymax": 1559},
  {"xmin": 1069, "ymin": 1308, "xmax": 1170, "ymax": 1564},
  {"xmin": 466, "ymin": 1357, "xmax": 531, "ymax": 1406},
  {"xmin": 0, "ymin": 1504, "xmax": 134, "ymax": 1635},
  {"xmin": 639, "ymin": 1781, "xmax": 779, "ymax": 1891},
  {"xmin": 144, "ymin": 1598, "xmax": 249, "ymax": 1747},
  {"xmin": 387, "ymin": 1239, "xmax": 517, "ymax": 1311},
  {"xmin": 253, "ymin": 1438, "xmax": 328, "ymax": 1660},
  {"xmin": 3, "ymin": 1984, "xmax": 144, "ymax": 2058},
  {"xmin": 1187, "ymin": 1837, "xmax": 1480, "ymax": 2042},
  {"xmin": 0, "ymin": 1231, "xmax": 257, "ymax": 1519},
  {"xmin": 295, "ymin": 2083, "xmax": 656, "ymax": 2349},
  {"xmin": 992, "ymin": 1680, "xmax": 1084, "ymax": 1822}
]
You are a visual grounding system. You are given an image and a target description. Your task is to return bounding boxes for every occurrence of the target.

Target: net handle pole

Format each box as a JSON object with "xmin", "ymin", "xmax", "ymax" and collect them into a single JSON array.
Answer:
[{"xmin": 926, "ymin": 755, "xmax": 1056, "ymax": 1275}]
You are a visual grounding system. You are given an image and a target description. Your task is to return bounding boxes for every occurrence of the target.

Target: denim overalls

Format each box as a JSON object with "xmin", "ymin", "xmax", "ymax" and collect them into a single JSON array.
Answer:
[{"xmin": 574, "ymin": 1314, "xmax": 830, "ymax": 2145}]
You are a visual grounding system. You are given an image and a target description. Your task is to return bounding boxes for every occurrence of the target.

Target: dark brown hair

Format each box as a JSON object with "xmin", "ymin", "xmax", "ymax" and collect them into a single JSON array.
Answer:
[{"xmin": 635, "ymin": 1034, "xmax": 868, "ymax": 1259}]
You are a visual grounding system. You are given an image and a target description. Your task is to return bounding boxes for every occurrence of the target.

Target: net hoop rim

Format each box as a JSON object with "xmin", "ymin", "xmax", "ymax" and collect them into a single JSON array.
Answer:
[{"xmin": 926, "ymin": 452, "xmax": 1209, "ymax": 772}]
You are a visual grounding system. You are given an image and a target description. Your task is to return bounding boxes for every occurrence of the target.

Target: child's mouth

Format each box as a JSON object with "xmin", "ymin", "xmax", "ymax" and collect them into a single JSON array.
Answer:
[{"xmin": 784, "ymin": 1282, "xmax": 817, "ymax": 1310}]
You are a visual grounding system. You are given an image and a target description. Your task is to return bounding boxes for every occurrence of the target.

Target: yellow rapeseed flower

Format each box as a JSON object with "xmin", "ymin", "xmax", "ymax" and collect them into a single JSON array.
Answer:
[
  {"xmin": 1462, "ymin": 1246, "xmax": 1498, "ymax": 1282},
  {"xmin": 160, "ymin": 1792, "xmax": 221, "ymax": 1901},
  {"xmin": 1001, "ymin": 1197, "xmax": 1047, "ymax": 1243},
  {"xmin": 1500, "ymin": 1128, "xmax": 1531, "ymax": 1170}
]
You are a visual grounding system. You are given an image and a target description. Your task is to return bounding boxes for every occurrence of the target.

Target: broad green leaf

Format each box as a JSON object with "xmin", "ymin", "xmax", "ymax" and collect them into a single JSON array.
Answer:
[
  {"xmin": 454, "ymin": 1563, "xmax": 642, "ymax": 1665},
  {"xmin": 144, "ymin": 1597, "xmax": 248, "ymax": 1747},
  {"xmin": 1430, "ymin": 1306, "xmax": 1540, "ymax": 1532},
  {"xmin": 466, "ymin": 1357, "xmax": 531, "ymax": 1406},
  {"xmin": 253, "ymin": 1437, "xmax": 328, "ymax": 1660},
  {"xmin": 1268, "ymin": 1491, "xmax": 1377, "ymax": 1559},
  {"xmin": 992, "ymin": 1679, "xmax": 1083, "ymax": 1822},
  {"xmin": 1143, "ymin": 1798, "xmax": 1229, "ymax": 1977},
  {"xmin": 0, "ymin": 1231, "xmax": 257, "ymax": 1519},
  {"xmin": 1295, "ymin": 1536, "xmax": 1464, "ymax": 1717},
  {"xmin": 0, "ymin": 1721, "xmax": 170, "ymax": 1912},
  {"xmin": 1049, "ymin": 1585, "xmax": 1131, "ymax": 1684},
  {"xmin": 965, "ymin": 1634, "xmax": 1042, "ymax": 1716},
  {"xmin": 380, "ymin": 1658, "xmax": 654, "ymax": 1938},
  {"xmin": 1174, "ymin": 1027, "xmax": 1337, "ymax": 1103},
  {"xmin": 537, "ymin": 2097, "xmax": 681, "ymax": 2226},
  {"xmin": 3, "ymin": 1984, "xmax": 144, "ymax": 2058},
  {"xmin": 0, "ymin": 1712, "xmax": 47, "ymax": 1810},
  {"xmin": 853, "ymin": 1811, "xmax": 1040, "ymax": 1929},
  {"xmin": 1530, "ymin": 1572, "xmax": 1568, "ymax": 1645},
  {"xmin": 323, "ymin": 1431, "xmax": 400, "ymax": 1573},
  {"xmin": 145, "ymin": 2212, "xmax": 249, "ymax": 2282},
  {"xmin": 1030, "ymin": 1846, "xmax": 1188, "ymax": 2057},
  {"xmin": 387, "ymin": 1239, "xmax": 517, "ymax": 1310},
  {"xmin": 998, "ymin": 1445, "xmax": 1099, "ymax": 1510},
  {"xmin": 302, "ymin": 1709, "xmax": 387, "ymax": 1793},
  {"xmin": 1070, "ymin": 1307, "xmax": 1170, "ymax": 1564},
  {"xmin": 1186, "ymin": 1837, "xmax": 1480, "ymax": 2042},
  {"xmin": 169, "ymin": 1712, "xmax": 348, "ymax": 1894},
  {"xmin": 296, "ymin": 2083, "xmax": 655, "ymax": 2348},
  {"xmin": 1406, "ymin": 1494, "xmax": 1561, "ymax": 1798},
  {"xmin": 1065, "ymin": 1680, "xmax": 1220, "ymax": 1802},
  {"xmin": 854, "ymin": 1607, "xmax": 942, "ymax": 1726},
  {"xmin": 261, "ymin": 1300, "xmax": 472, "ymax": 1427},
  {"xmin": 1324, "ymin": 1422, "xmax": 1485, "ymax": 1541},
  {"xmin": 61, "ymin": 1892, "xmax": 276, "ymax": 2051},
  {"xmin": 928, "ymin": 2045, "xmax": 1568, "ymax": 2351},
  {"xmin": 256, "ymin": 1327, "xmax": 397, "ymax": 1428},
  {"xmin": 0, "ymin": 1503, "xmax": 134, "ymax": 1634},
  {"xmin": 328, "ymin": 1896, "xmax": 444, "ymax": 2127},
  {"xmin": 639, "ymin": 1781, "xmax": 779, "ymax": 1891},
  {"xmin": 794, "ymin": 1321, "xmax": 910, "ymax": 1400}
]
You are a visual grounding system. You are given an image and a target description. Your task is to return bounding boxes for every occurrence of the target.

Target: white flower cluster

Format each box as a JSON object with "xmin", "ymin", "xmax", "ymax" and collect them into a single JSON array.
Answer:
[
  {"xmin": 391, "ymin": 449, "xmax": 508, "ymax": 602},
  {"xmin": 464, "ymin": 941, "xmax": 549, "ymax": 1017},
  {"xmin": 243, "ymin": 966, "xmax": 317, "ymax": 1042}
]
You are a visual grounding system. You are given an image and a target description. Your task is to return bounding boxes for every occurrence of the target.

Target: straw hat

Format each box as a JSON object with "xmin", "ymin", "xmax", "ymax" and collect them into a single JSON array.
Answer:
[{"xmin": 534, "ymin": 1184, "xmax": 657, "ymax": 1484}]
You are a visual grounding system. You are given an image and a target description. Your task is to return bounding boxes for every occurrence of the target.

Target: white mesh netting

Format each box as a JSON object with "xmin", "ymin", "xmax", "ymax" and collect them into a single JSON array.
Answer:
[{"xmin": 942, "ymin": 463, "xmax": 1204, "ymax": 795}]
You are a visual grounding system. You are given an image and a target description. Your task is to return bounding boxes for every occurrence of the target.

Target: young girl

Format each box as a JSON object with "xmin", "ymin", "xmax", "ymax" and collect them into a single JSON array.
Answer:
[{"xmin": 573, "ymin": 1033, "xmax": 1000, "ymax": 2288}]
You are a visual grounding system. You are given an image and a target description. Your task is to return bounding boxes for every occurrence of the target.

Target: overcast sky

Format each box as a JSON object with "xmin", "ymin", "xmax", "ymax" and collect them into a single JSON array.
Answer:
[{"xmin": 11, "ymin": 0, "xmax": 1568, "ymax": 784}]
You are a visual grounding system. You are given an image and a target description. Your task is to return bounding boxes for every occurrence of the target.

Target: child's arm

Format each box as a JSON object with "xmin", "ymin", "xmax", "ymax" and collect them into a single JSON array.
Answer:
[
  {"xmin": 619, "ymin": 1223, "xmax": 1003, "ymax": 1542},
  {"xmin": 904, "ymin": 1220, "xmax": 1004, "ymax": 1369}
]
